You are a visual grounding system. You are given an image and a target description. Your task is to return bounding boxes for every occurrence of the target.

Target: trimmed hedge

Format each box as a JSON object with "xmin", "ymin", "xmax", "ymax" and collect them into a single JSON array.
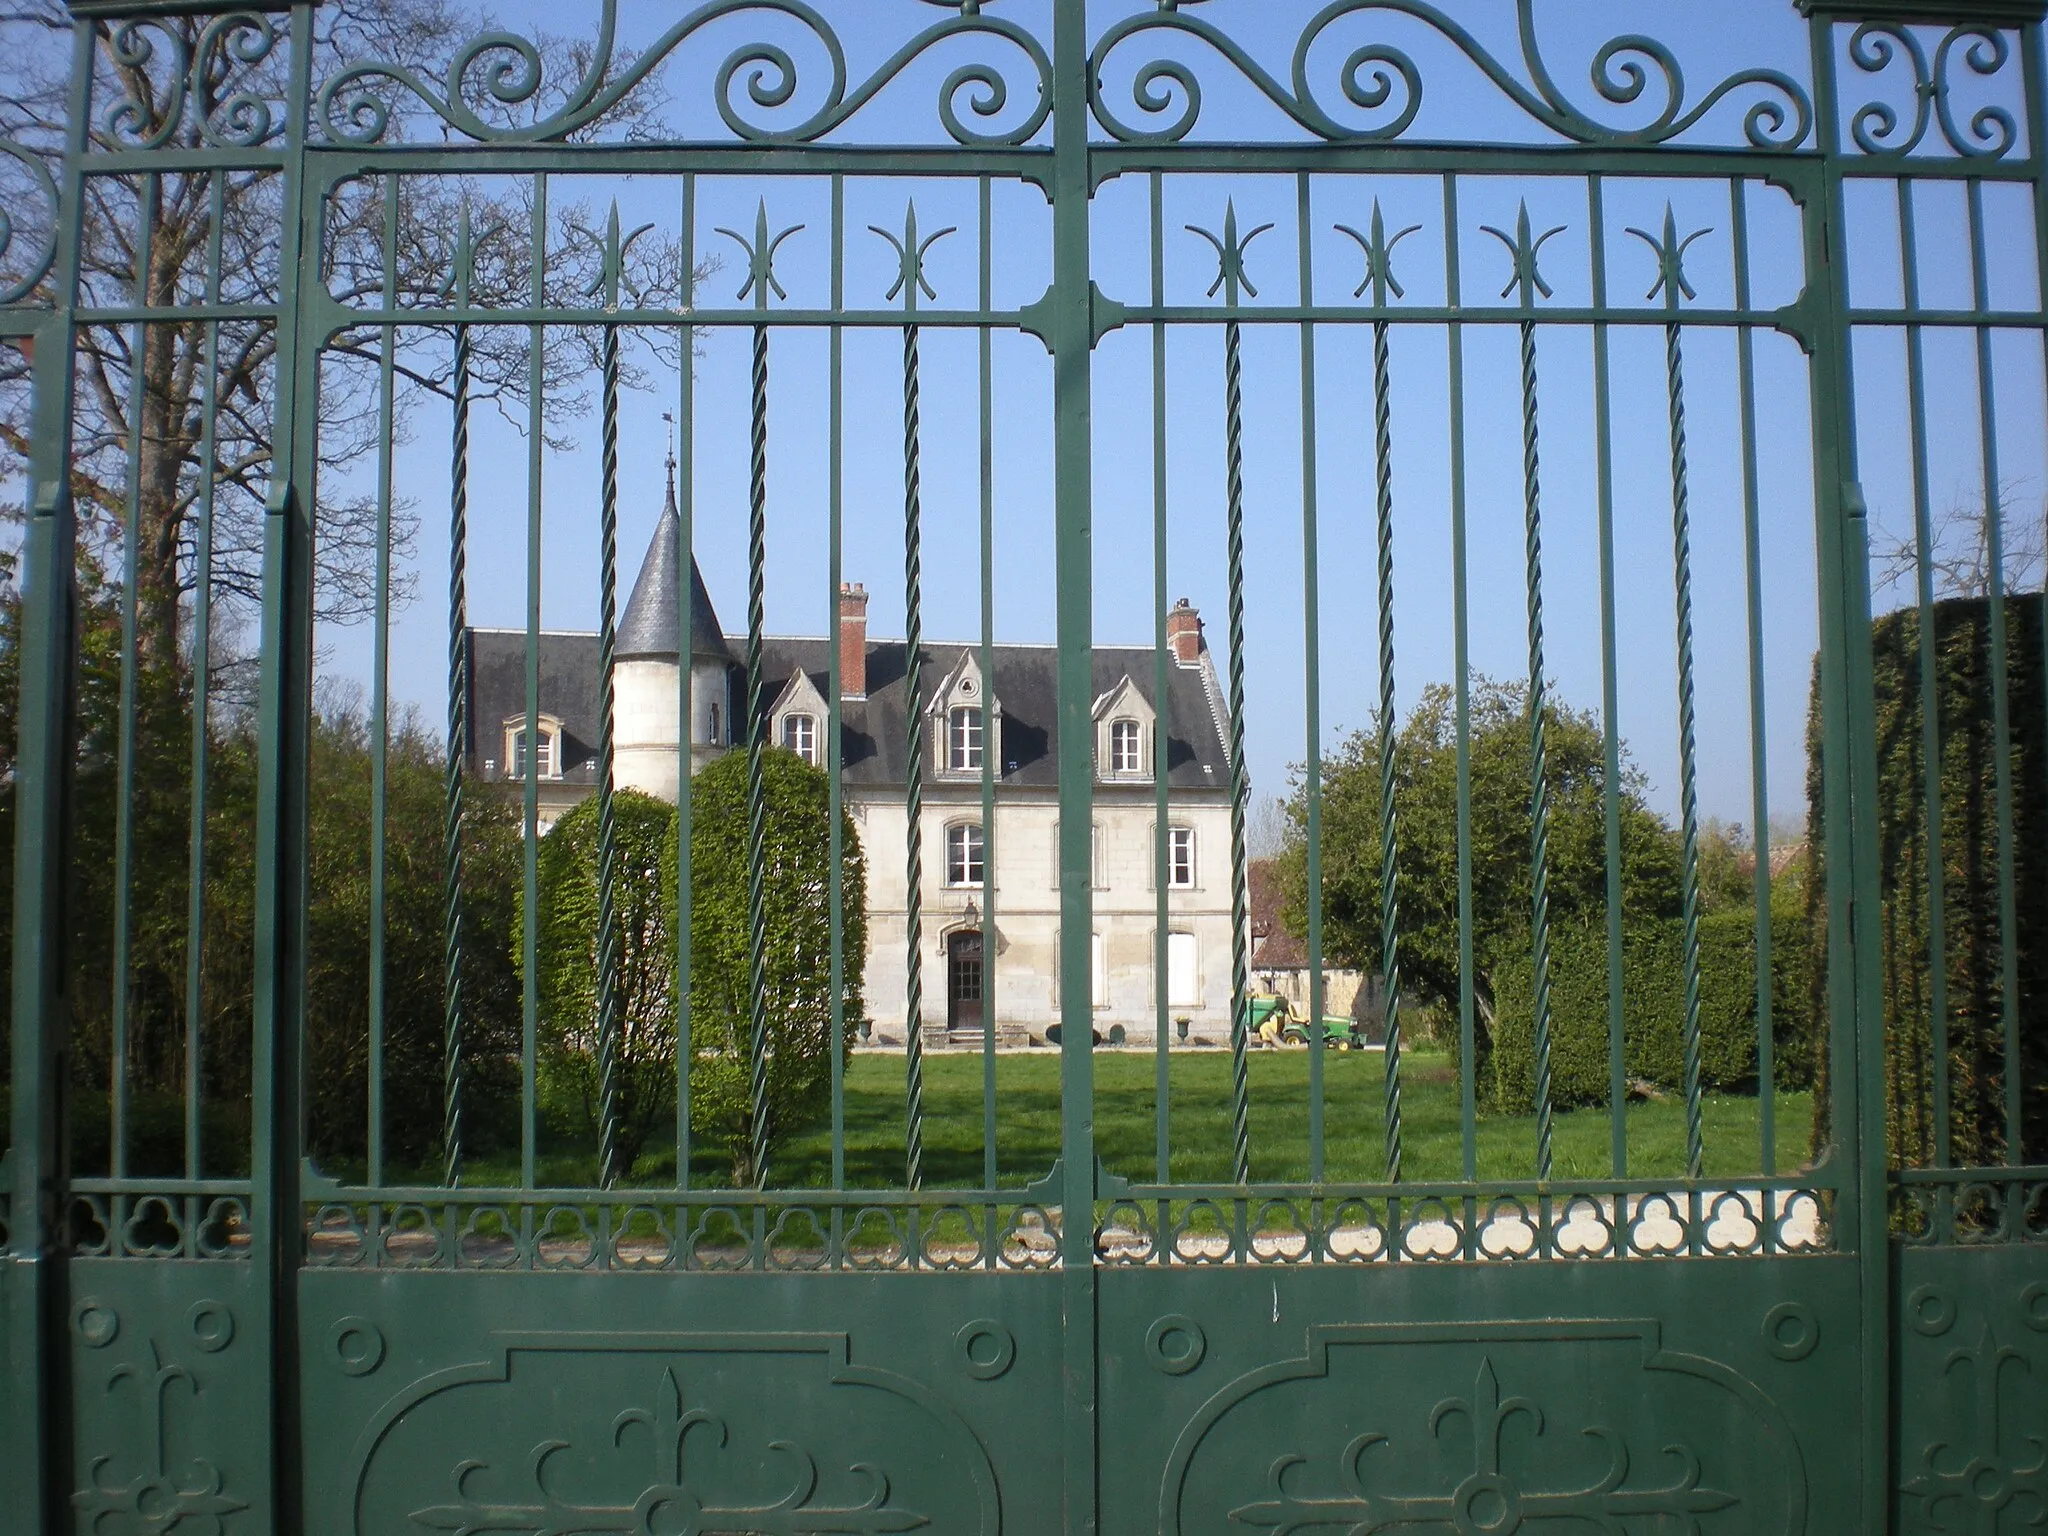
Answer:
[
  {"xmin": 1486, "ymin": 891, "xmax": 1813, "ymax": 1115},
  {"xmin": 1808, "ymin": 595, "xmax": 2047, "ymax": 1167}
]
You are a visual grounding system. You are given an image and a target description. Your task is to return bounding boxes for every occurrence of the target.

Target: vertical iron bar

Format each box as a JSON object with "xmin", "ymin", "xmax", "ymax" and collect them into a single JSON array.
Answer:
[
  {"xmin": 1589, "ymin": 176, "xmax": 1628, "ymax": 1180},
  {"xmin": 522, "ymin": 173, "xmax": 547, "ymax": 1191},
  {"xmin": 747, "ymin": 319, "xmax": 772, "ymax": 1187},
  {"xmin": 1732, "ymin": 181, "xmax": 1777, "ymax": 1186},
  {"xmin": 1662, "ymin": 310, "xmax": 1707, "ymax": 1183},
  {"xmin": 901, "ymin": 316, "xmax": 928, "ymax": 1191},
  {"xmin": 1898, "ymin": 179, "xmax": 1950, "ymax": 1168},
  {"xmin": 250, "ymin": 12, "xmax": 317, "ymax": 1520},
  {"xmin": 1298, "ymin": 174, "xmax": 1326, "ymax": 1186},
  {"xmin": 1966, "ymin": 178, "xmax": 2024, "ymax": 1164},
  {"xmin": 980, "ymin": 176, "xmax": 1000, "ymax": 1195},
  {"xmin": 675, "ymin": 174, "xmax": 697, "ymax": 1190},
  {"xmin": 368, "ymin": 172, "xmax": 398, "ymax": 1188},
  {"xmin": 1050, "ymin": 6, "xmax": 1101, "ymax": 1521},
  {"xmin": 1225, "ymin": 312, "xmax": 1253, "ymax": 1187},
  {"xmin": 828, "ymin": 174, "xmax": 846, "ymax": 1193},
  {"xmin": 1445, "ymin": 174, "xmax": 1478, "ymax": 1193},
  {"xmin": 1806, "ymin": 22, "xmax": 1888, "ymax": 1518},
  {"xmin": 109, "ymin": 172, "xmax": 157, "ymax": 1181},
  {"xmin": 596, "ymin": 297, "xmax": 626, "ymax": 1190},
  {"xmin": 1374, "ymin": 309, "xmax": 1404, "ymax": 1186},
  {"xmin": 1517, "ymin": 308, "xmax": 1557, "ymax": 1184},
  {"xmin": 9, "ymin": 24, "xmax": 94, "ymax": 1526},
  {"xmin": 1152, "ymin": 171, "xmax": 1172, "ymax": 1188},
  {"xmin": 444, "ymin": 211, "xmax": 473, "ymax": 1187},
  {"xmin": 185, "ymin": 173, "xmax": 226, "ymax": 1183}
]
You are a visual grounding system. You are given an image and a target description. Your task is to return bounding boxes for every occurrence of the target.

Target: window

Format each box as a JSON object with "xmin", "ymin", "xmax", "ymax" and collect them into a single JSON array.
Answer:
[
  {"xmin": 1092, "ymin": 932, "xmax": 1108, "ymax": 1009},
  {"xmin": 707, "ymin": 702, "xmax": 722, "ymax": 746},
  {"xmin": 1168, "ymin": 826, "xmax": 1196, "ymax": 888},
  {"xmin": 1110, "ymin": 718, "xmax": 1142, "ymax": 774},
  {"xmin": 782, "ymin": 713, "xmax": 818, "ymax": 765},
  {"xmin": 946, "ymin": 823, "xmax": 985, "ymax": 887},
  {"xmin": 1167, "ymin": 932, "xmax": 1199, "ymax": 1007},
  {"xmin": 1053, "ymin": 821, "xmax": 1106, "ymax": 888},
  {"xmin": 507, "ymin": 723, "xmax": 558, "ymax": 780},
  {"xmin": 948, "ymin": 706, "xmax": 983, "ymax": 772}
]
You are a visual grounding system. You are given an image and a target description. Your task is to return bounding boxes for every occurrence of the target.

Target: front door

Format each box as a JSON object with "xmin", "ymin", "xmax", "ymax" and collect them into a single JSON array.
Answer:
[{"xmin": 947, "ymin": 929, "xmax": 985, "ymax": 1034}]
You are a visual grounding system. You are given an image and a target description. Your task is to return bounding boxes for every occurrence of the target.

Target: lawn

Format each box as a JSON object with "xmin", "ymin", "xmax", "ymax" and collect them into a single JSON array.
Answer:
[{"xmin": 438, "ymin": 1048, "xmax": 1813, "ymax": 1191}]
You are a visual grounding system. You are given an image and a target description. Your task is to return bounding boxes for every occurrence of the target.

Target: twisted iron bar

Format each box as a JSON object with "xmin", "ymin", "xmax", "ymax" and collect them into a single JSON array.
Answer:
[
  {"xmin": 1518, "ymin": 317, "xmax": 1556, "ymax": 1183},
  {"xmin": 594, "ymin": 323, "xmax": 627, "ymax": 1190},
  {"xmin": 746, "ymin": 323, "xmax": 772, "ymax": 1188},
  {"xmin": 1664, "ymin": 320, "xmax": 1707, "ymax": 1183},
  {"xmin": 1225, "ymin": 317, "xmax": 1252, "ymax": 1188},
  {"xmin": 902, "ymin": 322, "xmax": 928, "ymax": 1192},
  {"xmin": 1087, "ymin": 0, "xmax": 1810, "ymax": 149},
  {"xmin": 1373, "ymin": 315, "xmax": 1405, "ymax": 1186},
  {"xmin": 316, "ymin": 0, "xmax": 1052, "ymax": 148},
  {"xmin": 442, "ymin": 318, "xmax": 471, "ymax": 1186}
]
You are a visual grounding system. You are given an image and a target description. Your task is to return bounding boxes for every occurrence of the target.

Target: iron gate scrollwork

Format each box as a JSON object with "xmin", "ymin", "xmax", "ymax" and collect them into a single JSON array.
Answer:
[{"xmin": 3, "ymin": 1, "xmax": 2045, "ymax": 1532}]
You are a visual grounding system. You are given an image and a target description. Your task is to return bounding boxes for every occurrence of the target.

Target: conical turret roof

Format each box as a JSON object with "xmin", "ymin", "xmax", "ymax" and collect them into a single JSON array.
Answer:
[{"xmin": 618, "ymin": 472, "xmax": 733, "ymax": 665}]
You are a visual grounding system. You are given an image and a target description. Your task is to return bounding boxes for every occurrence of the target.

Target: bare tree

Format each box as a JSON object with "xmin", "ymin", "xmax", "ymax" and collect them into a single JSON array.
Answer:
[
  {"xmin": 1873, "ymin": 480, "xmax": 2047, "ymax": 609},
  {"xmin": 0, "ymin": 1, "xmax": 702, "ymax": 680}
]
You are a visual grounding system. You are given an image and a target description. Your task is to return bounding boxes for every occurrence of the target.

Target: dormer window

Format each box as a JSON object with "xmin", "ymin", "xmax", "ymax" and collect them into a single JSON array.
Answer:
[
  {"xmin": 1110, "ymin": 719, "xmax": 1142, "ymax": 774},
  {"xmin": 949, "ymin": 707, "xmax": 983, "ymax": 772},
  {"xmin": 782, "ymin": 713, "xmax": 818, "ymax": 766},
  {"xmin": 504, "ymin": 714, "xmax": 562, "ymax": 781}
]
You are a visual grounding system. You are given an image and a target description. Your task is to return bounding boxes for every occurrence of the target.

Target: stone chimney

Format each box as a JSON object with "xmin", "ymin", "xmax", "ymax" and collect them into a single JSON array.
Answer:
[
  {"xmin": 1167, "ymin": 598, "xmax": 1203, "ymax": 666},
  {"xmin": 840, "ymin": 583, "xmax": 869, "ymax": 699}
]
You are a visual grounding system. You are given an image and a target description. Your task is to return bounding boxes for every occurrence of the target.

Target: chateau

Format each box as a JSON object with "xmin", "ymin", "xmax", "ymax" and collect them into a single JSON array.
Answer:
[{"xmin": 464, "ymin": 479, "xmax": 1238, "ymax": 1044}]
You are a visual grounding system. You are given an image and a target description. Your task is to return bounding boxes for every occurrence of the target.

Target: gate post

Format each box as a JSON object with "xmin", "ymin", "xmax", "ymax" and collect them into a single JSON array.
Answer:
[
  {"xmin": 7, "ymin": 19, "xmax": 95, "ymax": 1533},
  {"xmin": 1050, "ymin": 2, "xmax": 1100, "ymax": 1531},
  {"xmin": 1799, "ymin": 7, "xmax": 1893, "ymax": 1523},
  {"xmin": 1800, "ymin": 5, "xmax": 2046, "ymax": 1525},
  {"xmin": 246, "ymin": 6, "xmax": 318, "ymax": 1527}
]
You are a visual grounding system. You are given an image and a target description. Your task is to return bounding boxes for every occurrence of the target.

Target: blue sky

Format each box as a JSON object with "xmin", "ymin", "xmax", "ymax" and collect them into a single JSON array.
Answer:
[{"xmin": 39, "ymin": 0, "xmax": 2038, "ymax": 835}]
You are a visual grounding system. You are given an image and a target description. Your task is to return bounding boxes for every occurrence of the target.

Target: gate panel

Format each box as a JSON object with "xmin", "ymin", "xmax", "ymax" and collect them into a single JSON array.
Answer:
[
  {"xmin": 1100, "ymin": 1261, "xmax": 1859, "ymax": 1536},
  {"xmin": 298, "ymin": 1271, "xmax": 1060, "ymax": 1536}
]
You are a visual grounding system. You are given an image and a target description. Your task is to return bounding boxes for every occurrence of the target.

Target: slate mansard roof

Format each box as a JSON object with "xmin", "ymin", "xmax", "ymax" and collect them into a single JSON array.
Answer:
[{"xmin": 464, "ymin": 626, "xmax": 1234, "ymax": 793}]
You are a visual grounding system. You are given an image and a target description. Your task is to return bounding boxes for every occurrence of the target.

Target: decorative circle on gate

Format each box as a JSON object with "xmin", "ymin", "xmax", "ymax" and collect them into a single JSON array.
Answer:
[
  {"xmin": 2022, "ymin": 1283, "xmax": 2048, "ymax": 1334},
  {"xmin": 1146, "ymin": 1315, "xmax": 1207, "ymax": 1376},
  {"xmin": 956, "ymin": 1319, "xmax": 1016, "ymax": 1381},
  {"xmin": 1907, "ymin": 1285, "xmax": 1957, "ymax": 1337},
  {"xmin": 331, "ymin": 1316, "xmax": 387, "ymax": 1377},
  {"xmin": 1762, "ymin": 1301, "xmax": 1818, "ymax": 1361},
  {"xmin": 187, "ymin": 1299, "xmax": 235, "ymax": 1353},
  {"xmin": 72, "ymin": 1298, "xmax": 119, "ymax": 1349}
]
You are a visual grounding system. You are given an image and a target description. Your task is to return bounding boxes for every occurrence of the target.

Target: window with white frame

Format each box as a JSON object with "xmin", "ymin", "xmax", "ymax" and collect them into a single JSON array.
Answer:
[
  {"xmin": 782, "ymin": 713, "xmax": 818, "ymax": 765},
  {"xmin": 505, "ymin": 718, "xmax": 560, "ymax": 780},
  {"xmin": 948, "ymin": 706, "xmax": 983, "ymax": 772},
  {"xmin": 946, "ymin": 822, "xmax": 985, "ymax": 887},
  {"xmin": 1168, "ymin": 825, "xmax": 1196, "ymax": 887},
  {"xmin": 1110, "ymin": 718, "xmax": 1142, "ymax": 774}
]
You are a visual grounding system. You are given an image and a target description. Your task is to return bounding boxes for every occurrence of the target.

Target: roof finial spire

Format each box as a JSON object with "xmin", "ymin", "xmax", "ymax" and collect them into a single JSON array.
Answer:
[{"xmin": 662, "ymin": 410, "xmax": 677, "ymax": 505}]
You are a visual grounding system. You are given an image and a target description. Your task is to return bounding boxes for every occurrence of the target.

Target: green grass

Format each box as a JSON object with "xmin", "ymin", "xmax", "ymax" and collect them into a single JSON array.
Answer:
[{"xmin": 423, "ymin": 1049, "xmax": 1812, "ymax": 1191}]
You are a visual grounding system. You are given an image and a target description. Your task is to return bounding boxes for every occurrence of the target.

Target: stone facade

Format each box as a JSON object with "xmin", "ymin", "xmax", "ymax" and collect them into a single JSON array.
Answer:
[{"xmin": 466, "ymin": 473, "xmax": 1240, "ymax": 1045}]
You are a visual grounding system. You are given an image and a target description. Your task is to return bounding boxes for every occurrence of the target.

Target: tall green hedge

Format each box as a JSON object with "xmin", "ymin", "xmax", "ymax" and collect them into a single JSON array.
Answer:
[
  {"xmin": 1485, "ymin": 889, "xmax": 1813, "ymax": 1115},
  {"xmin": 1808, "ymin": 594, "xmax": 2047, "ymax": 1168}
]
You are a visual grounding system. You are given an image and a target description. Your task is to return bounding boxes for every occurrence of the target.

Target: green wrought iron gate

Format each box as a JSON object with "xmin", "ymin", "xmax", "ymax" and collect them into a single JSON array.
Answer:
[{"xmin": 2, "ymin": 1, "xmax": 2044, "ymax": 1531}]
